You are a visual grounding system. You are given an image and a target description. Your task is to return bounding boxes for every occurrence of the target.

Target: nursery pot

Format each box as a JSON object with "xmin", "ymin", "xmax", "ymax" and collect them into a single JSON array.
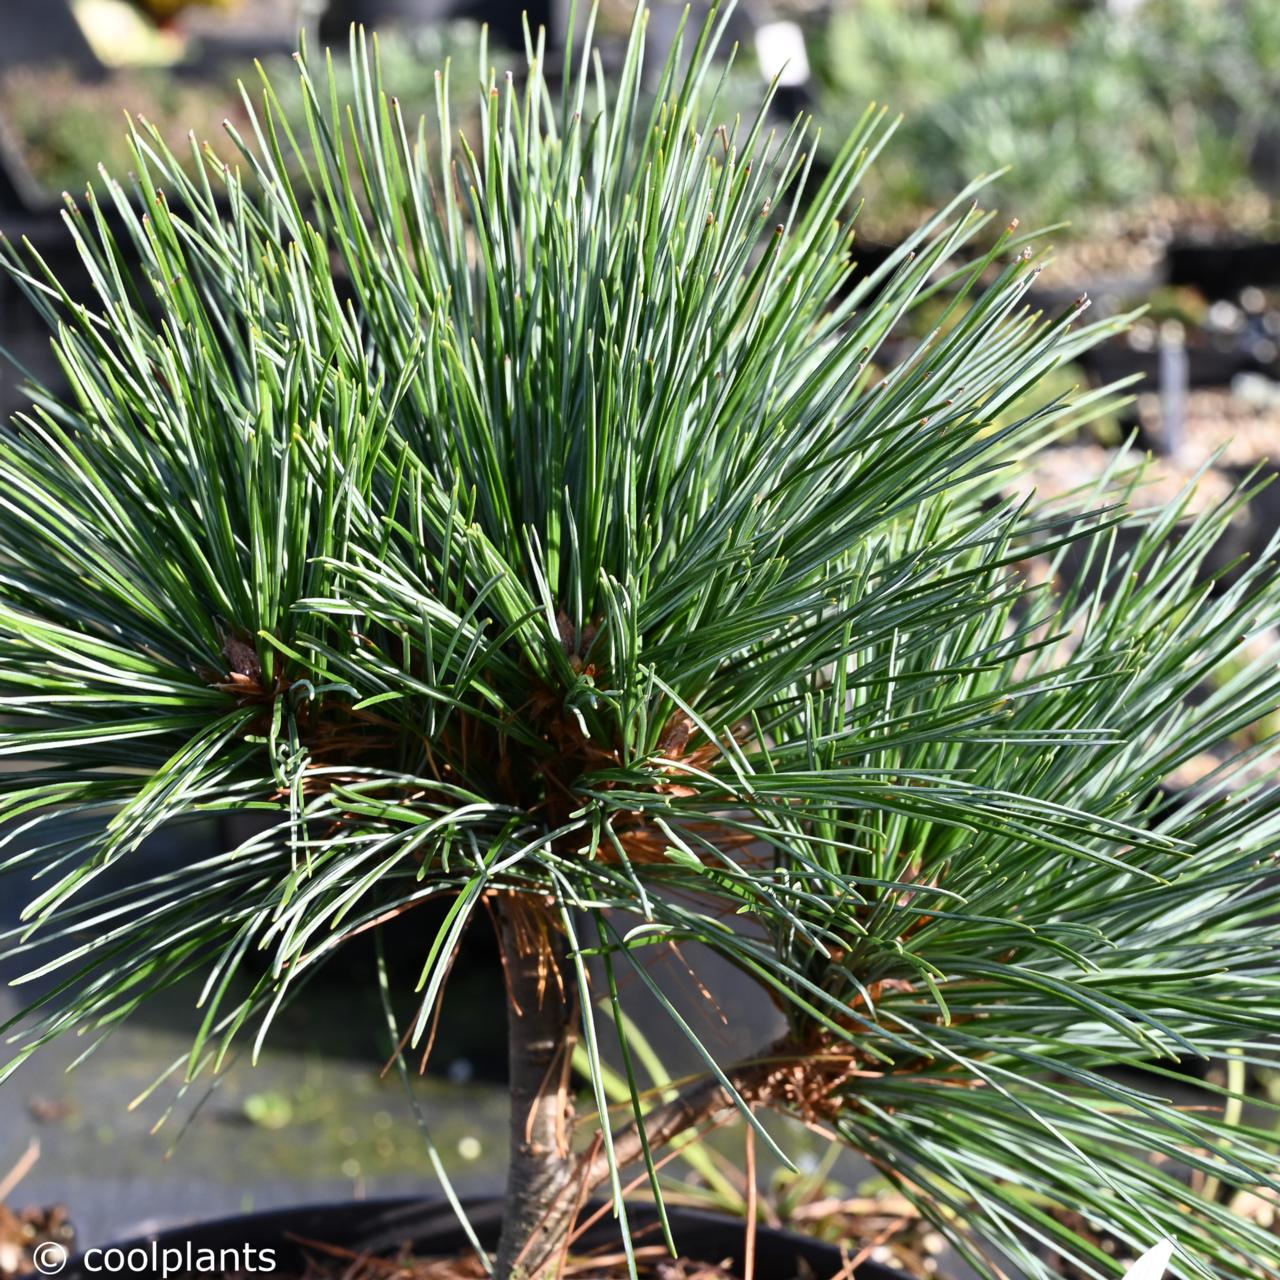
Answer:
[
  {"xmin": 1165, "ymin": 237, "xmax": 1280, "ymax": 300},
  {"xmin": 57, "ymin": 1195, "xmax": 915, "ymax": 1279}
]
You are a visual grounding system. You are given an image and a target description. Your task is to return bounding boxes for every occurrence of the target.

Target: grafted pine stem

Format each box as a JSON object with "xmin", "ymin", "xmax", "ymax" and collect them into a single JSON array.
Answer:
[
  {"xmin": 495, "ymin": 898, "xmax": 580, "ymax": 1279},
  {"xmin": 495, "ymin": 890, "xmax": 792, "ymax": 1278}
]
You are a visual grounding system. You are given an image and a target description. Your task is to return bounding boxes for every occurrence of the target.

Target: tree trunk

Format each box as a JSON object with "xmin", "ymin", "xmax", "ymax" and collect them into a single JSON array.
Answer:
[
  {"xmin": 491, "ymin": 891, "xmax": 791, "ymax": 1277},
  {"xmin": 494, "ymin": 898, "xmax": 580, "ymax": 1279}
]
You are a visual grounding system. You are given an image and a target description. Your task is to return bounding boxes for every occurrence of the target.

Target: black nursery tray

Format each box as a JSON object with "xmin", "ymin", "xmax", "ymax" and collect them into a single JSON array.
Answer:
[
  {"xmin": 1166, "ymin": 238, "xmax": 1280, "ymax": 300},
  {"xmin": 1078, "ymin": 338, "xmax": 1272, "ymax": 391}
]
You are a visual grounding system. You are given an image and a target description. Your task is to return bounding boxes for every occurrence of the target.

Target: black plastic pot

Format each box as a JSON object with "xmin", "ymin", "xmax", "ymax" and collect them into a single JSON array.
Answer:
[
  {"xmin": 59, "ymin": 1196, "xmax": 914, "ymax": 1279},
  {"xmin": 1078, "ymin": 337, "xmax": 1272, "ymax": 390},
  {"xmin": 1166, "ymin": 239, "xmax": 1280, "ymax": 300}
]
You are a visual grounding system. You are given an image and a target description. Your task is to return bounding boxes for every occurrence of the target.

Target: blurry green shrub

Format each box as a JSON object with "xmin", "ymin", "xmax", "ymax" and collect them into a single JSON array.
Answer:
[{"xmin": 818, "ymin": 0, "xmax": 1278, "ymax": 238}]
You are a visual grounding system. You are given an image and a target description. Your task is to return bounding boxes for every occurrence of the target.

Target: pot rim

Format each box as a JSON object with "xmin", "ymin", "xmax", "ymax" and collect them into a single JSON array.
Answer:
[{"xmin": 58, "ymin": 1193, "xmax": 916, "ymax": 1280}]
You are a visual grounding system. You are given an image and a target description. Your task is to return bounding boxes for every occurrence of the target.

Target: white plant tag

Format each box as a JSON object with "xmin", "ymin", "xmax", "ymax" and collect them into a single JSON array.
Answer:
[
  {"xmin": 754, "ymin": 21, "xmax": 810, "ymax": 88},
  {"xmin": 1122, "ymin": 1239, "xmax": 1176, "ymax": 1280}
]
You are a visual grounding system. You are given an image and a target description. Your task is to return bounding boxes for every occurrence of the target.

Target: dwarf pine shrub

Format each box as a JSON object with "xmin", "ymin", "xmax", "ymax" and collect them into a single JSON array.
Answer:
[{"xmin": 1, "ymin": 5, "xmax": 1278, "ymax": 1278}]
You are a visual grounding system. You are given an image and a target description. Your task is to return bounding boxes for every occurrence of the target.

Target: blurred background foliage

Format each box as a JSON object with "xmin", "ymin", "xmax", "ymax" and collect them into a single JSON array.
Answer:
[
  {"xmin": 816, "ymin": 0, "xmax": 1280, "ymax": 238},
  {"xmin": 3, "ymin": 0, "xmax": 1277, "ymax": 242},
  {"xmin": 0, "ymin": 21, "xmax": 488, "ymax": 196}
]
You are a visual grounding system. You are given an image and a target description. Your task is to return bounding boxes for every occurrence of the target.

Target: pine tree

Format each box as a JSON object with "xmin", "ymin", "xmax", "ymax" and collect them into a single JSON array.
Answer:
[{"xmin": 2, "ymin": 6, "xmax": 1278, "ymax": 1277}]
